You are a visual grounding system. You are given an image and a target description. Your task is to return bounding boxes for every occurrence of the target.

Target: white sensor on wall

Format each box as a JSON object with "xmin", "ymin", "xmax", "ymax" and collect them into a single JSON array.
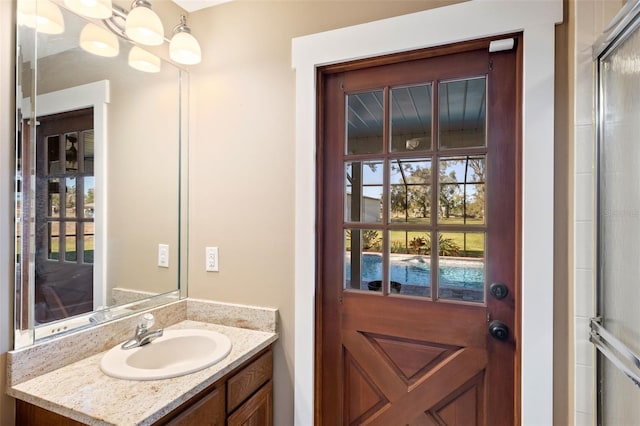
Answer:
[{"xmin": 206, "ymin": 247, "xmax": 219, "ymax": 272}]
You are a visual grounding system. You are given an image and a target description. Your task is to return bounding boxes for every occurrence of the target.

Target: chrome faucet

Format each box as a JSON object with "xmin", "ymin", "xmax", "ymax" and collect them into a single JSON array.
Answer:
[{"xmin": 121, "ymin": 313, "xmax": 164, "ymax": 350}]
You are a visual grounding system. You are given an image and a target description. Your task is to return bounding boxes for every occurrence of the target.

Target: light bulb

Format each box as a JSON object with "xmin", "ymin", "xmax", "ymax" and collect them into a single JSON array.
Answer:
[
  {"xmin": 64, "ymin": 0, "xmax": 112, "ymax": 19},
  {"xmin": 125, "ymin": 0, "xmax": 164, "ymax": 46},
  {"xmin": 170, "ymin": 31, "xmax": 201, "ymax": 65},
  {"xmin": 128, "ymin": 46, "xmax": 161, "ymax": 73},
  {"xmin": 169, "ymin": 15, "xmax": 201, "ymax": 65},
  {"xmin": 80, "ymin": 23, "xmax": 119, "ymax": 57},
  {"xmin": 18, "ymin": 0, "xmax": 65, "ymax": 34}
]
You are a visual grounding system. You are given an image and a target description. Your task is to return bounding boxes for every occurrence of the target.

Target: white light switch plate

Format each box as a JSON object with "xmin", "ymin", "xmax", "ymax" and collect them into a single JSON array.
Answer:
[
  {"xmin": 158, "ymin": 244, "xmax": 169, "ymax": 268},
  {"xmin": 206, "ymin": 247, "xmax": 219, "ymax": 272}
]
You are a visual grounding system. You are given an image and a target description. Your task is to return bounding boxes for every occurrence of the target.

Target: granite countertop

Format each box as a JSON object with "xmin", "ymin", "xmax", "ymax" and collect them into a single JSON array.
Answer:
[{"xmin": 8, "ymin": 320, "xmax": 278, "ymax": 425}]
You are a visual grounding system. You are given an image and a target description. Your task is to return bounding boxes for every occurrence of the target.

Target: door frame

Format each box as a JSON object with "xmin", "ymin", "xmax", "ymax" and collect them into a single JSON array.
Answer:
[{"xmin": 292, "ymin": 1, "xmax": 562, "ymax": 424}]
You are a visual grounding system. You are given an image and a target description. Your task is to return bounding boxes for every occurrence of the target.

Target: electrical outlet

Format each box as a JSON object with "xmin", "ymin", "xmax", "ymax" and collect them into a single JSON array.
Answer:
[
  {"xmin": 158, "ymin": 244, "xmax": 169, "ymax": 268},
  {"xmin": 206, "ymin": 247, "xmax": 219, "ymax": 272}
]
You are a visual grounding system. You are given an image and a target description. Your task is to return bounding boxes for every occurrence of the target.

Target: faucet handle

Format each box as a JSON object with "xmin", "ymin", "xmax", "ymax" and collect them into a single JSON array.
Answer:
[{"xmin": 138, "ymin": 313, "xmax": 155, "ymax": 330}]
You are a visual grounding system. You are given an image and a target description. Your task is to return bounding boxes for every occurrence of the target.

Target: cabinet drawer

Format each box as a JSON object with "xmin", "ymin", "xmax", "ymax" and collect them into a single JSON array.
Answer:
[{"xmin": 227, "ymin": 349, "xmax": 273, "ymax": 412}]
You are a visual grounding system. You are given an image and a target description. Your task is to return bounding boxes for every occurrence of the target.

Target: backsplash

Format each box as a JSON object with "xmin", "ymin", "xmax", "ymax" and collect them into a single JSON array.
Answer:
[{"xmin": 7, "ymin": 299, "xmax": 278, "ymax": 387}]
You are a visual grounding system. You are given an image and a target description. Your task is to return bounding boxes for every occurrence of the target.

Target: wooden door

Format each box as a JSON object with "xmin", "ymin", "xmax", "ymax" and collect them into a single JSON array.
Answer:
[
  {"xmin": 33, "ymin": 108, "xmax": 95, "ymax": 323},
  {"xmin": 317, "ymin": 37, "xmax": 521, "ymax": 425}
]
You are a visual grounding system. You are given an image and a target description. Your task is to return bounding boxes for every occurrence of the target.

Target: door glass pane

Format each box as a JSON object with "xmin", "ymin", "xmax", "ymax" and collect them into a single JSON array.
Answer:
[
  {"xmin": 47, "ymin": 135, "xmax": 61, "ymax": 174},
  {"xmin": 84, "ymin": 223, "xmax": 94, "ymax": 264},
  {"xmin": 65, "ymin": 133, "xmax": 79, "ymax": 172},
  {"xmin": 389, "ymin": 158, "xmax": 432, "ymax": 224},
  {"xmin": 65, "ymin": 177, "xmax": 76, "ymax": 218},
  {"xmin": 389, "ymin": 230, "xmax": 431, "ymax": 297},
  {"xmin": 598, "ymin": 23, "xmax": 640, "ymax": 424},
  {"xmin": 390, "ymin": 84, "xmax": 432, "ymax": 152},
  {"xmin": 83, "ymin": 177, "xmax": 95, "ymax": 218},
  {"xmin": 47, "ymin": 179, "xmax": 60, "ymax": 217},
  {"xmin": 345, "ymin": 161, "xmax": 383, "ymax": 223},
  {"xmin": 48, "ymin": 222, "xmax": 59, "ymax": 260},
  {"xmin": 65, "ymin": 222, "xmax": 77, "ymax": 262},
  {"xmin": 439, "ymin": 77, "xmax": 486, "ymax": 149},
  {"xmin": 346, "ymin": 91, "xmax": 384, "ymax": 155},
  {"xmin": 438, "ymin": 232, "xmax": 485, "ymax": 302},
  {"xmin": 438, "ymin": 156, "xmax": 486, "ymax": 225},
  {"xmin": 344, "ymin": 228, "xmax": 383, "ymax": 291},
  {"xmin": 83, "ymin": 130, "xmax": 94, "ymax": 174}
]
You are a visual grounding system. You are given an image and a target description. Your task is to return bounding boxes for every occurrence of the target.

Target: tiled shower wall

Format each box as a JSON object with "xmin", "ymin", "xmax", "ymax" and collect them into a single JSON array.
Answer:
[{"xmin": 573, "ymin": 2, "xmax": 620, "ymax": 425}]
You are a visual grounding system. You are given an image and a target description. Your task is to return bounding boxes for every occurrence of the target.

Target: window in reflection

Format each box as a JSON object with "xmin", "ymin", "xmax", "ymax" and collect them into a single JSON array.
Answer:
[
  {"xmin": 47, "ymin": 135, "xmax": 61, "ymax": 174},
  {"xmin": 83, "ymin": 130, "xmax": 94, "ymax": 174},
  {"xmin": 65, "ymin": 133, "xmax": 79, "ymax": 171},
  {"xmin": 65, "ymin": 177, "xmax": 77, "ymax": 218},
  {"xmin": 47, "ymin": 179, "xmax": 60, "ymax": 217}
]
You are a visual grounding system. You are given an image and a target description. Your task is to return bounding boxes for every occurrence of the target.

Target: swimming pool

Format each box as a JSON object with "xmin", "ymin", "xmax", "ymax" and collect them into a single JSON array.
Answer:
[{"xmin": 345, "ymin": 252, "xmax": 484, "ymax": 299}]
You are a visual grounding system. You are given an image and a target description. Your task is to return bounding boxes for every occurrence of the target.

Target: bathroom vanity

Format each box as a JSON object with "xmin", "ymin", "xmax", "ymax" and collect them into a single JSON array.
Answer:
[
  {"xmin": 15, "ymin": 346, "xmax": 273, "ymax": 425},
  {"xmin": 7, "ymin": 300, "xmax": 278, "ymax": 425}
]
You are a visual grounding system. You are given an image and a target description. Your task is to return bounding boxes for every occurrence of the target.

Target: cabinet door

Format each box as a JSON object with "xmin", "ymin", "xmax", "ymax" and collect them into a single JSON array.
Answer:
[
  {"xmin": 227, "ymin": 381, "xmax": 273, "ymax": 426},
  {"xmin": 166, "ymin": 386, "xmax": 225, "ymax": 426}
]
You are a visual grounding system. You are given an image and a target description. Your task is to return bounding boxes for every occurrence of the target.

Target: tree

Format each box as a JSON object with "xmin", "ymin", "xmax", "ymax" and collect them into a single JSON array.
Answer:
[
  {"xmin": 465, "ymin": 157, "xmax": 485, "ymax": 220},
  {"xmin": 439, "ymin": 170, "xmax": 462, "ymax": 218},
  {"xmin": 85, "ymin": 188, "xmax": 95, "ymax": 204},
  {"xmin": 390, "ymin": 163, "xmax": 431, "ymax": 220}
]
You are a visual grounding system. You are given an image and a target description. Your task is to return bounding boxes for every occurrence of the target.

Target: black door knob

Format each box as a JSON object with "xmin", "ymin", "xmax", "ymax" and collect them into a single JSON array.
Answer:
[
  {"xmin": 489, "ymin": 282, "xmax": 509, "ymax": 299},
  {"xmin": 489, "ymin": 320, "xmax": 509, "ymax": 341}
]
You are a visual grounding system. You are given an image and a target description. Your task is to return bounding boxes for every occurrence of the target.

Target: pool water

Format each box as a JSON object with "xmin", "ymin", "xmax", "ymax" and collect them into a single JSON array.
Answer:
[{"xmin": 345, "ymin": 252, "xmax": 484, "ymax": 289}]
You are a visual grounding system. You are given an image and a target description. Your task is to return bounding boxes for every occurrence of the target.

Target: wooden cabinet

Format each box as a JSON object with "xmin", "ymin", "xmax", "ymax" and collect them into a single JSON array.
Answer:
[
  {"xmin": 163, "ymin": 384, "xmax": 225, "ymax": 426},
  {"xmin": 227, "ymin": 380, "xmax": 273, "ymax": 426},
  {"xmin": 15, "ymin": 346, "xmax": 274, "ymax": 426}
]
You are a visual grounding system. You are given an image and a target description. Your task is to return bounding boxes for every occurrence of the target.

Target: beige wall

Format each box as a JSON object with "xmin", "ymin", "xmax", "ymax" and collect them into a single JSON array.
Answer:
[{"xmin": 187, "ymin": 2, "xmax": 461, "ymax": 424}]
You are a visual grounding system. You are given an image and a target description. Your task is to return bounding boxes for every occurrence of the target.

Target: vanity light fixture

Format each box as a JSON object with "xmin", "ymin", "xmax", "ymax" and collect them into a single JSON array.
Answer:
[
  {"xmin": 125, "ymin": 0, "xmax": 164, "ymax": 46},
  {"xmin": 128, "ymin": 46, "xmax": 161, "ymax": 73},
  {"xmin": 169, "ymin": 15, "xmax": 201, "ymax": 65},
  {"xmin": 64, "ymin": 0, "xmax": 112, "ymax": 19},
  {"xmin": 18, "ymin": 0, "xmax": 65, "ymax": 34},
  {"xmin": 79, "ymin": 22, "xmax": 119, "ymax": 57}
]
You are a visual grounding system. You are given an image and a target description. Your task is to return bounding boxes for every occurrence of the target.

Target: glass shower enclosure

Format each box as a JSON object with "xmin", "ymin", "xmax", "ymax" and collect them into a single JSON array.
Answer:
[{"xmin": 593, "ymin": 1, "xmax": 640, "ymax": 423}]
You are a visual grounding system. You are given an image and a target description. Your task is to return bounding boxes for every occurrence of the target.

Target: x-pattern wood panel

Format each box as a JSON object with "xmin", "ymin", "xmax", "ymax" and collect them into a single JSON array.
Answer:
[{"xmin": 343, "ymin": 329, "xmax": 487, "ymax": 425}]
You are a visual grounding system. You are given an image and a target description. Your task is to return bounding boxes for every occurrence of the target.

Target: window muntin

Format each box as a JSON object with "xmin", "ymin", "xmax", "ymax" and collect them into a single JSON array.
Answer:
[{"xmin": 342, "ymin": 79, "xmax": 488, "ymax": 302}]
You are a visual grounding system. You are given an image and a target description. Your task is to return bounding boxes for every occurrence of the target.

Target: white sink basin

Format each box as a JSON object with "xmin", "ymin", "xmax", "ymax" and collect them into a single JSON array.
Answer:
[{"xmin": 100, "ymin": 329, "xmax": 232, "ymax": 380}]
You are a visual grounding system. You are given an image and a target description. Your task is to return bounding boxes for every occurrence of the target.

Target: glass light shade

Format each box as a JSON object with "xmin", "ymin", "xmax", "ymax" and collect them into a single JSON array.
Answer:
[
  {"xmin": 169, "ymin": 31, "xmax": 201, "ymax": 65},
  {"xmin": 125, "ymin": 5, "xmax": 164, "ymax": 46},
  {"xmin": 128, "ymin": 46, "xmax": 161, "ymax": 73},
  {"xmin": 18, "ymin": 0, "xmax": 65, "ymax": 34},
  {"xmin": 64, "ymin": 0, "xmax": 112, "ymax": 19},
  {"xmin": 79, "ymin": 23, "xmax": 119, "ymax": 57}
]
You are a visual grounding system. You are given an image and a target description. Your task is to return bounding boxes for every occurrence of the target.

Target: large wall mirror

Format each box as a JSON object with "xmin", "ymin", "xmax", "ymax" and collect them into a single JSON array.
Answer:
[{"xmin": 14, "ymin": 0, "xmax": 188, "ymax": 348}]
